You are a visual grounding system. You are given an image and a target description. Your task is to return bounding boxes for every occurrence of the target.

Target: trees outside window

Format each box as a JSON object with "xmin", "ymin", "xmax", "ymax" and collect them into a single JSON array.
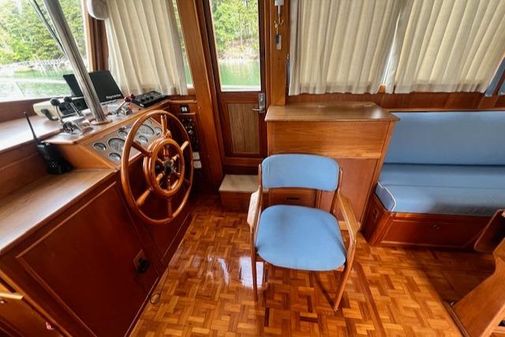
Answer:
[{"xmin": 0, "ymin": 0, "xmax": 87, "ymax": 102}]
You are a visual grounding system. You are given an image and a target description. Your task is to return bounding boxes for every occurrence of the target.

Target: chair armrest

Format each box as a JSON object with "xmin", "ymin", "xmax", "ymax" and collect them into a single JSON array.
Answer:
[
  {"xmin": 337, "ymin": 192, "xmax": 360, "ymax": 247},
  {"xmin": 247, "ymin": 188, "xmax": 262, "ymax": 238}
]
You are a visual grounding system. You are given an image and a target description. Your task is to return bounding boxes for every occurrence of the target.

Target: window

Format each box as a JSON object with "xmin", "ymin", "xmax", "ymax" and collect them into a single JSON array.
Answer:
[
  {"xmin": 0, "ymin": 0, "xmax": 88, "ymax": 102},
  {"xmin": 209, "ymin": 0, "xmax": 261, "ymax": 91}
]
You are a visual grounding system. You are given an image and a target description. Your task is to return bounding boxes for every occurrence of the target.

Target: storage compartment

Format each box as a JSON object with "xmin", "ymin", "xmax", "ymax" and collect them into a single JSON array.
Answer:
[{"xmin": 268, "ymin": 188, "xmax": 316, "ymax": 207}]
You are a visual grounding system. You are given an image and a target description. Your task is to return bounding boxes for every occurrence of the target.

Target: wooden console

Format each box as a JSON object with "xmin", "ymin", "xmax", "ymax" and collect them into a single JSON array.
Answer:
[{"xmin": 266, "ymin": 101, "xmax": 398, "ymax": 221}]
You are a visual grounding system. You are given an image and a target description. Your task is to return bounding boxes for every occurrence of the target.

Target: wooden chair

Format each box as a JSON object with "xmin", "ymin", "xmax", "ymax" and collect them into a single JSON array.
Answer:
[{"xmin": 247, "ymin": 154, "xmax": 360, "ymax": 311}]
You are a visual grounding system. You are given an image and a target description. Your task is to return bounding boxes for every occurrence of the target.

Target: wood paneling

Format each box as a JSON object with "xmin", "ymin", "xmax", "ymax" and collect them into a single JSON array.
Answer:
[
  {"xmin": 266, "ymin": 0, "xmax": 289, "ymax": 105},
  {"xmin": 287, "ymin": 91, "xmax": 505, "ymax": 110},
  {"xmin": 0, "ymin": 294, "xmax": 61, "ymax": 337},
  {"xmin": 268, "ymin": 121, "xmax": 389, "ymax": 159},
  {"xmin": 266, "ymin": 102, "xmax": 397, "ymax": 221},
  {"xmin": 226, "ymin": 103, "xmax": 259, "ymax": 154},
  {"xmin": 131, "ymin": 195, "xmax": 495, "ymax": 337},
  {"xmin": 0, "ymin": 179, "xmax": 159, "ymax": 337},
  {"xmin": 0, "ymin": 143, "xmax": 47, "ymax": 200},
  {"xmin": 0, "ymin": 98, "xmax": 45, "ymax": 123},
  {"xmin": 0, "ymin": 169, "xmax": 114, "ymax": 254},
  {"xmin": 176, "ymin": 0, "xmax": 223, "ymax": 188}
]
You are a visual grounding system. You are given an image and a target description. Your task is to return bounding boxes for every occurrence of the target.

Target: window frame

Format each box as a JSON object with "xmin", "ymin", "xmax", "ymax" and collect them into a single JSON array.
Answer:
[{"xmin": 0, "ymin": 1, "xmax": 101, "ymax": 122}]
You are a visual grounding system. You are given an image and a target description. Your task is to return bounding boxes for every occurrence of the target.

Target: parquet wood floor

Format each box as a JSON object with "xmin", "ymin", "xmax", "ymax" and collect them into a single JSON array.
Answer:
[{"xmin": 130, "ymin": 196, "xmax": 495, "ymax": 337}]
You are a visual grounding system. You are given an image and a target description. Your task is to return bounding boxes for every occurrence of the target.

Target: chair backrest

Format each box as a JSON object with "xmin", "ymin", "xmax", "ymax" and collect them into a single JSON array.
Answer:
[{"xmin": 261, "ymin": 154, "xmax": 339, "ymax": 191}]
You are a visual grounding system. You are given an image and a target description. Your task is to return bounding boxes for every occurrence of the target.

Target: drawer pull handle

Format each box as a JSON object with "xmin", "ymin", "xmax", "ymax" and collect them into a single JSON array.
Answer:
[{"xmin": 0, "ymin": 292, "xmax": 23, "ymax": 301}]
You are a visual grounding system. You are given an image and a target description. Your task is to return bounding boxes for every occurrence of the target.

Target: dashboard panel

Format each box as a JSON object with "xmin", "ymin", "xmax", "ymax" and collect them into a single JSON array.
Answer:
[{"xmin": 88, "ymin": 118, "xmax": 162, "ymax": 164}]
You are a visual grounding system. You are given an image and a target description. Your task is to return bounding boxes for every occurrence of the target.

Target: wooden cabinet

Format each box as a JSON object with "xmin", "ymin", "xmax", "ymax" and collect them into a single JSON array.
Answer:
[
  {"xmin": 266, "ymin": 102, "xmax": 397, "ymax": 221},
  {"xmin": 0, "ymin": 175, "xmax": 158, "ymax": 337}
]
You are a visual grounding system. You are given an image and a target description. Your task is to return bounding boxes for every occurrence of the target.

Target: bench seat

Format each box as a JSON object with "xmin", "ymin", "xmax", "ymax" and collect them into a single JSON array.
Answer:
[
  {"xmin": 363, "ymin": 111, "xmax": 505, "ymax": 248},
  {"xmin": 376, "ymin": 164, "xmax": 505, "ymax": 216}
]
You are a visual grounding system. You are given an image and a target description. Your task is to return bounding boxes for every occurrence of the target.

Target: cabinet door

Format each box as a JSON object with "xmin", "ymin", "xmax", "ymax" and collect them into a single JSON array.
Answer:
[
  {"xmin": 0, "ymin": 294, "xmax": 61, "ymax": 337},
  {"xmin": 14, "ymin": 183, "xmax": 157, "ymax": 337}
]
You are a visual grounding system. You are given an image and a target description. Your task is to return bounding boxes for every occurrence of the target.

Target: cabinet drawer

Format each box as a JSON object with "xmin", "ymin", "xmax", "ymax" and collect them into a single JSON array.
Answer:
[
  {"xmin": 268, "ymin": 188, "xmax": 316, "ymax": 207},
  {"xmin": 382, "ymin": 218, "xmax": 488, "ymax": 248}
]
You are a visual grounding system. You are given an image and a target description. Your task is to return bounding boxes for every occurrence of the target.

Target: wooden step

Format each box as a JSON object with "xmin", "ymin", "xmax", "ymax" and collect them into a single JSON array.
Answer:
[{"xmin": 219, "ymin": 175, "xmax": 257, "ymax": 211}]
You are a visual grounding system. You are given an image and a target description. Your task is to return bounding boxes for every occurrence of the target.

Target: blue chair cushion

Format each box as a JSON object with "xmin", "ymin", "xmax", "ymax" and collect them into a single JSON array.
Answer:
[
  {"xmin": 262, "ymin": 154, "xmax": 339, "ymax": 191},
  {"xmin": 386, "ymin": 111, "xmax": 505, "ymax": 165},
  {"xmin": 256, "ymin": 205, "xmax": 346, "ymax": 271},
  {"xmin": 376, "ymin": 164, "xmax": 505, "ymax": 216}
]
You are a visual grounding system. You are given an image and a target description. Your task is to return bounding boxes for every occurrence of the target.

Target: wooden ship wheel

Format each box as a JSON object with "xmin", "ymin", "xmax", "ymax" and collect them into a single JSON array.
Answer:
[{"xmin": 120, "ymin": 110, "xmax": 193, "ymax": 225}]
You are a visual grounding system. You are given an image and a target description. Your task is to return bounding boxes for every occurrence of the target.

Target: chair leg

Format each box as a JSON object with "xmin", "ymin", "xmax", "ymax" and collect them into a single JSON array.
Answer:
[
  {"xmin": 333, "ymin": 266, "xmax": 352, "ymax": 312},
  {"xmin": 251, "ymin": 254, "xmax": 258, "ymax": 301}
]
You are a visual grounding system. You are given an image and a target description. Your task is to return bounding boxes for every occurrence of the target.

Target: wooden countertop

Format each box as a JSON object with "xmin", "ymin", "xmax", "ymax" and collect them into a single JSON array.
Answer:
[
  {"xmin": 0, "ymin": 169, "xmax": 115, "ymax": 255},
  {"xmin": 266, "ymin": 101, "xmax": 398, "ymax": 122},
  {"xmin": 0, "ymin": 116, "xmax": 61, "ymax": 153}
]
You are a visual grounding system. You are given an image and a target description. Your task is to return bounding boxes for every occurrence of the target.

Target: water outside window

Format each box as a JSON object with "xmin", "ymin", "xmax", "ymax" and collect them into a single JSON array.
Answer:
[
  {"xmin": 0, "ymin": 0, "xmax": 88, "ymax": 102},
  {"xmin": 209, "ymin": 0, "xmax": 261, "ymax": 91}
]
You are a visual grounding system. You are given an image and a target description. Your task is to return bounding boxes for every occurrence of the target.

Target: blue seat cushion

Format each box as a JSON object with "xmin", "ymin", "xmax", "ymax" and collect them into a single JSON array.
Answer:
[
  {"xmin": 376, "ymin": 164, "xmax": 505, "ymax": 216},
  {"xmin": 256, "ymin": 205, "xmax": 346, "ymax": 271}
]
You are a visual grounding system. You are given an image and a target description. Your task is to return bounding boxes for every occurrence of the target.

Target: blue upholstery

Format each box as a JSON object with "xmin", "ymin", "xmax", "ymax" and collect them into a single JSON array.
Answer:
[
  {"xmin": 376, "ymin": 164, "xmax": 505, "ymax": 216},
  {"xmin": 256, "ymin": 205, "xmax": 346, "ymax": 271},
  {"xmin": 262, "ymin": 154, "xmax": 339, "ymax": 191},
  {"xmin": 386, "ymin": 111, "xmax": 505, "ymax": 165}
]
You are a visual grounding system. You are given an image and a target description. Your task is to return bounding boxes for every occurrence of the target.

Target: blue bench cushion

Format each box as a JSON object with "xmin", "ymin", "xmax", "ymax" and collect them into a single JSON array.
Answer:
[
  {"xmin": 376, "ymin": 164, "xmax": 505, "ymax": 216},
  {"xmin": 386, "ymin": 112, "xmax": 505, "ymax": 165},
  {"xmin": 256, "ymin": 205, "xmax": 346, "ymax": 271}
]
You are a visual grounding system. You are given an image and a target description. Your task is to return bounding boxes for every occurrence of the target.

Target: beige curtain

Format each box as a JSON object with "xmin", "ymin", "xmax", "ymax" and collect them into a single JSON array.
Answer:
[
  {"xmin": 103, "ymin": 0, "xmax": 187, "ymax": 95},
  {"xmin": 389, "ymin": 0, "xmax": 505, "ymax": 93},
  {"xmin": 289, "ymin": 0, "xmax": 405, "ymax": 95}
]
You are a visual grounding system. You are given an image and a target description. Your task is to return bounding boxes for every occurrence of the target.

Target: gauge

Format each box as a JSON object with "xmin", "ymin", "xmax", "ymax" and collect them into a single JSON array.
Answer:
[
  {"xmin": 137, "ymin": 135, "xmax": 148, "ymax": 144},
  {"xmin": 154, "ymin": 127, "xmax": 162, "ymax": 136},
  {"xmin": 118, "ymin": 130, "xmax": 129, "ymax": 139},
  {"xmin": 93, "ymin": 142, "xmax": 107, "ymax": 151},
  {"xmin": 109, "ymin": 152, "xmax": 121, "ymax": 162},
  {"xmin": 138, "ymin": 124, "xmax": 154, "ymax": 136},
  {"xmin": 108, "ymin": 138, "xmax": 125, "ymax": 152}
]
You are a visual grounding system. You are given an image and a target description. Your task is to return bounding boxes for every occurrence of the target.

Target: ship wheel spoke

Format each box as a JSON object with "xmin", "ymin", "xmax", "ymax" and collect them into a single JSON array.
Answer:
[
  {"xmin": 167, "ymin": 198, "xmax": 173, "ymax": 218},
  {"xmin": 181, "ymin": 140, "xmax": 190, "ymax": 152},
  {"xmin": 132, "ymin": 141, "xmax": 151, "ymax": 157},
  {"xmin": 136, "ymin": 188, "xmax": 151, "ymax": 207}
]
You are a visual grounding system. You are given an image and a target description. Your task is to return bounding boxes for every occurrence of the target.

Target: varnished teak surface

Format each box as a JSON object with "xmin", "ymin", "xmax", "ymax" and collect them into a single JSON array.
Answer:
[
  {"xmin": 266, "ymin": 102, "xmax": 396, "ymax": 221},
  {"xmin": 266, "ymin": 102, "xmax": 398, "ymax": 122},
  {"xmin": 0, "ymin": 169, "xmax": 114, "ymax": 254},
  {"xmin": 131, "ymin": 196, "xmax": 494, "ymax": 337}
]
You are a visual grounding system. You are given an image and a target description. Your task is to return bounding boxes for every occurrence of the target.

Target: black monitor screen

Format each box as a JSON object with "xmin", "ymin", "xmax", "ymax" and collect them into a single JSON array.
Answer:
[{"xmin": 63, "ymin": 71, "xmax": 123, "ymax": 102}]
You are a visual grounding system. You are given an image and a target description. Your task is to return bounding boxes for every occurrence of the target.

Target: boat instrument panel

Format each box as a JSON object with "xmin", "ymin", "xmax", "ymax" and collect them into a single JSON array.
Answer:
[{"xmin": 90, "ymin": 117, "xmax": 162, "ymax": 164}]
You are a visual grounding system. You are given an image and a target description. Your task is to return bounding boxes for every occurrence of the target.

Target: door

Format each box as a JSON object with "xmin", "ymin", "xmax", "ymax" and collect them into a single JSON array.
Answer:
[{"xmin": 202, "ymin": 0, "xmax": 267, "ymax": 171}]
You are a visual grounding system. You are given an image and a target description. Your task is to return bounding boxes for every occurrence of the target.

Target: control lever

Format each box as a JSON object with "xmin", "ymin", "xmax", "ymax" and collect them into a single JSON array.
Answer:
[
  {"xmin": 113, "ymin": 94, "xmax": 134, "ymax": 116},
  {"xmin": 64, "ymin": 96, "xmax": 84, "ymax": 117},
  {"xmin": 49, "ymin": 98, "xmax": 64, "ymax": 123}
]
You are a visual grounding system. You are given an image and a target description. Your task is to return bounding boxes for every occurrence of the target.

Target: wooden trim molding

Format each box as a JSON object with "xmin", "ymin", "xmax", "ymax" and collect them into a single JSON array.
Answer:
[
  {"xmin": 85, "ymin": 15, "xmax": 108, "ymax": 71},
  {"xmin": 266, "ymin": 0, "xmax": 289, "ymax": 106},
  {"xmin": 0, "ymin": 98, "xmax": 45, "ymax": 123},
  {"xmin": 176, "ymin": 0, "xmax": 223, "ymax": 188}
]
